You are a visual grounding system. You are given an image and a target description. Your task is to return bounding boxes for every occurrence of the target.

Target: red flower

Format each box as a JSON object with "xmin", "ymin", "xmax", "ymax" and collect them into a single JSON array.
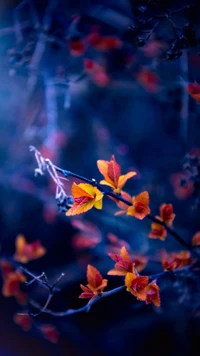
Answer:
[
  {"xmin": 88, "ymin": 31, "xmax": 122, "ymax": 51},
  {"xmin": 40, "ymin": 325, "xmax": 59, "ymax": 343},
  {"xmin": 187, "ymin": 81, "xmax": 200, "ymax": 103},
  {"xmin": 14, "ymin": 313, "xmax": 32, "ymax": 332},
  {"xmin": 160, "ymin": 204, "xmax": 175, "ymax": 227}
]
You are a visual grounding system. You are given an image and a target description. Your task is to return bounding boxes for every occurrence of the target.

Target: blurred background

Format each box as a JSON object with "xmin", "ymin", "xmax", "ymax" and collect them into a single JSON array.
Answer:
[{"xmin": 0, "ymin": 0, "xmax": 200, "ymax": 355}]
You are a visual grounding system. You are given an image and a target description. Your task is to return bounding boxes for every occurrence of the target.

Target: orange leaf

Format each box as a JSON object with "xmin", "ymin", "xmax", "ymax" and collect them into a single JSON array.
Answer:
[
  {"xmin": 125, "ymin": 272, "xmax": 136, "ymax": 289},
  {"xmin": 107, "ymin": 155, "xmax": 121, "ymax": 187},
  {"xmin": 117, "ymin": 172, "xmax": 136, "ymax": 191},
  {"xmin": 66, "ymin": 183, "xmax": 103, "ymax": 216},
  {"xmin": 120, "ymin": 246, "xmax": 131, "ymax": 263},
  {"xmin": 145, "ymin": 280, "xmax": 160, "ymax": 307},
  {"xmin": 149, "ymin": 221, "xmax": 167, "ymax": 241},
  {"xmin": 97, "ymin": 160, "xmax": 114, "ymax": 187},
  {"xmin": 87, "ymin": 265, "xmax": 103, "ymax": 289},
  {"xmin": 14, "ymin": 235, "xmax": 46, "ymax": 263},
  {"xmin": 192, "ymin": 232, "xmax": 200, "ymax": 246},
  {"xmin": 72, "ymin": 183, "xmax": 94, "ymax": 198}
]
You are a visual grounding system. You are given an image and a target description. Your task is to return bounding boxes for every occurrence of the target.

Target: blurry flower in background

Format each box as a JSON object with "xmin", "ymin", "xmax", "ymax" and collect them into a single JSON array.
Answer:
[{"xmin": 14, "ymin": 235, "xmax": 46, "ymax": 263}]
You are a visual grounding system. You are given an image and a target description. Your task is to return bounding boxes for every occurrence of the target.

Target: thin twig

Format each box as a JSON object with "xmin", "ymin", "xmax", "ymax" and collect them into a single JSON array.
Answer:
[{"xmin": 19, "ymin": 264, "xmax": 195, "ymax": 318}]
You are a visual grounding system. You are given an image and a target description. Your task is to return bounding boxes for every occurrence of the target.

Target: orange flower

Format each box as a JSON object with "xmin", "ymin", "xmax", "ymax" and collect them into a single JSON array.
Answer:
[
  {"xmin": 14, "ymin": 313, "xmax": 32, "ymax": 332},
  {"xmin": 40, "ymin": 325, "xmax": 59, "ymax": 343},
  {"xmin": 192, "ymin": 232, "xmax": 200, "ymax": 246},
  {"xmin": 162, "ymin": 251, "xmax": 192, "ymax": 271},
  {"xmin": 14, "ymin": 235, "xmax": 46, "ymax": 263},
  {"xmin": 2, "ymin": 270, "xmax": 27, "ymax": 304},
  {"xmin": 149, "ymin": 220, "xmax": 167, "ymax": 241},
  {"xmin": 145, "ymin": 280, "xmax": 160, "ymax": 307},
  {"xmin": 79, "ymin": 265, "xmax": 107, "ymax": 301},
  {"xmin": 66, "ymin": 183, "xmax": 103, "ymax": 216},
  {"xmin": 108, "ymin": 246, "xmax": 137, "ymax": 276},
  {"xmin": 127, "ymin": 191, "xmax": 150, "ymax": 220},
  {"xmin": 125, "ymin": 272, "xmax": 149, "ymax": 301},
  {"xmin": 187, "ymin": 81, "xmax": 200, "ymax": 103},
  {"xmin": 160, "ymin": 204, "xmax": 175, "ymax": 227},
  {"xmin": 97, "ymin": 155, "xmax": 136, "ymax": 193}
]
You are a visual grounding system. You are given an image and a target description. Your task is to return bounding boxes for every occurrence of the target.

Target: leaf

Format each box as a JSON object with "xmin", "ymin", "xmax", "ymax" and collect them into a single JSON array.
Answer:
[
  {"xmin": 107, "ymin": 269, "xmax": 127, "ymax": 276},
  {"xmin": 145, "ymin": 281, "xmax": 160, "ymax": 307},
  {"xmin": 97, "ymin": 160, "xmax": 114, "ymax": 186},
  {"xmin": 72, "ymin": 183, "xmax": 94, "ymax": 198},
  {"xmin": 15, "ymin": 235, "xmax": 26, "ymax": 255},
  {"xmin": 149, "ymin": 222, "xmax": 167, "ymax": 241},
  {"xmin": 125, "ymin": 272, "xmax": 136, "ymax": 289},
  {"xmin": 120, "ymin": 246, "xmax": 131, "ymax": 263},
  {"xmin": 107, "ymin": 155, "xmax": 121, "ymax": 186},
  {"xmin": 135, "ymin": 191, "xmax": 149, "ymax": 206},
  {"xmin": 118, "ymin": 172, "xmax": 137, "ymax": 190},
  {"xmin": 66, "ymin": 199, "xmax": 95, "ymax": 216},
  {"xmin": 87, "ymin": 265, "xmax": 103, "ymax": 289}
]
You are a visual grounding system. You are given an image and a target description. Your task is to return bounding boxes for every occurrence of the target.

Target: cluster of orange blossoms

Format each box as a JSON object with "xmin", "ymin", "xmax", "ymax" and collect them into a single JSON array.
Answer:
[
  {"xmin": 1, "ymin": 235, "xmax": 46, "ymax": 303},
  {"xmin": 79, "ymin": 247, "xmax": 160, "ymax": 307},
  {"xmin": 66, "ymin": 155, "xmax": 151, "ymax": 220},
  {"xmin": 1, "ymin": 259, "xmax": 27, "ymax": 305}
]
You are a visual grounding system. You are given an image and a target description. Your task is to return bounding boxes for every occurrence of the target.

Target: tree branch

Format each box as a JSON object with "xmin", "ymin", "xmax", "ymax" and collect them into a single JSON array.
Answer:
[
  {"xmin": 19, "ymin": 264, "xmax": 195, "ymax": 318},
  {"xmin": 30, "ymin": 146, "xmax": 198, "ymax": 257}
]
